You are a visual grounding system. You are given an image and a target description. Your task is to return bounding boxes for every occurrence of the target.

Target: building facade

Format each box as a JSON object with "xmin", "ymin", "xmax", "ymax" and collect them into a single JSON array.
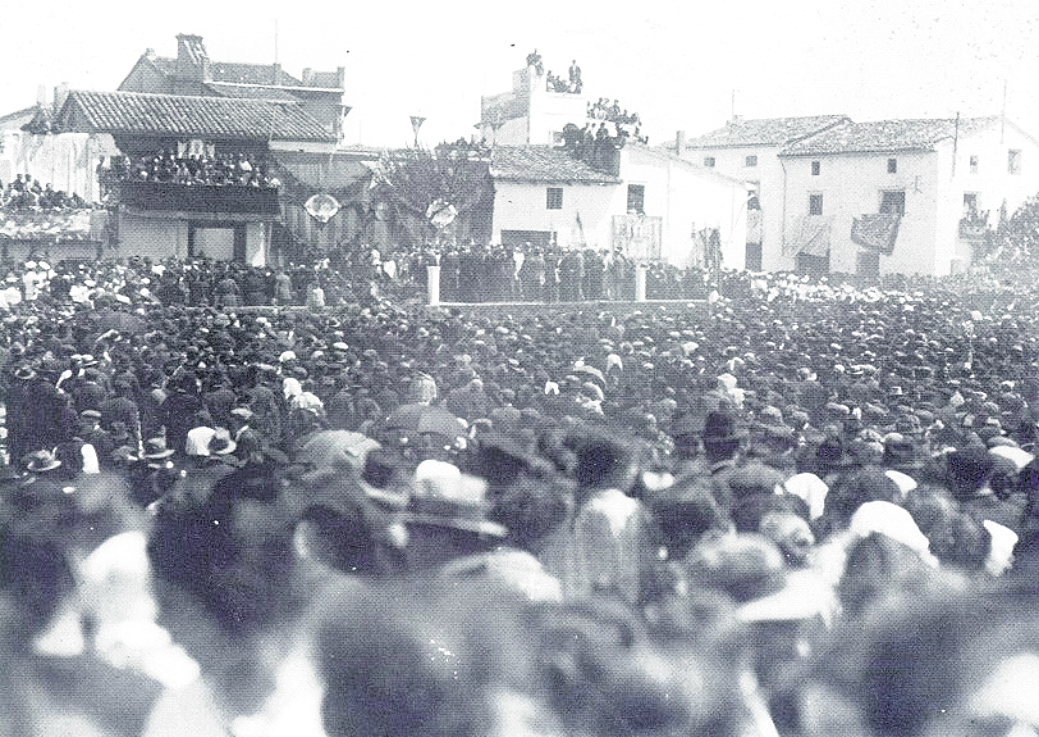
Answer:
[
  {"xmin": 57, "ymin": 90, "xmax": 337, "ymax": 264},
  {"xmin": 488, "ymin": 144, "xmax": 747, "ymax": 269},
  {"xmin": 778, "ymin": 117, "xmax": 1039, "ymax": 277},
  {"xmin": 671, "ymin": 116, "xmax": 849, "ymax": 272}
]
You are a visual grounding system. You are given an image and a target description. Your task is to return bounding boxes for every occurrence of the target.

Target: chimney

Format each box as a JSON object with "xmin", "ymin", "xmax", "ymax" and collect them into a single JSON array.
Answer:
[
  {"xmin": 675, "ymin": 130, "xmax": 686, "ymax": 155},
  {"xmin": 336, "ymin": 66, "xmax": 346, "ymax": 89},
  {"xmin": 145, "ymin": 48, "xmax": 156, "ymax": 60},
  {"xmin": 302, "ymin": 68, "xmax": 313, "ymax": 85},
  {"xmin": 272, "ymin": 62, "xmax": 281, "ymax": 86},
  {"xmin": 53, "ymin": 83, "xmax": 70, "ymax": 115},
  {"xmin": 36, "ymin": 85, "xmax": 48, "ymax": 107},
  {"xmin": 730, "ymin": 114, "xmax": 744, "ymax": 126},
  {"xmin": 176, "ymin": 34, "xmax": 208, "ymax": 81}
]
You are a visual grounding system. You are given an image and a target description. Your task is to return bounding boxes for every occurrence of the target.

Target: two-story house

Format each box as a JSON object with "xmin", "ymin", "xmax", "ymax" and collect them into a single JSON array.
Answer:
[
  {"xmin": 777, "ymin": 116, "xmax": 1039, "ymax": 277},
  {"xmin": 488, "ymin": 143, "xmax": 747, "ymax": 268},
  {"xmin": 671, "ymin": 115, "xmax": 849, "ymax": 271},
  {"xmin": 56, "ymin": 90, "xmax": 337, "ymax": 264}
]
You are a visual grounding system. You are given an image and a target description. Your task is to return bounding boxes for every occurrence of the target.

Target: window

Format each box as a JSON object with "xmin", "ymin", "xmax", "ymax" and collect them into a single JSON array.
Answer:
[
  {"xmin": 704, "ymin": 156, "xmax": 716, "ymax": 168},
  {"xmin": 1009, "ymin": 149, "xmax": 1022, "ymax": 175},
  {"xmin": 626, "ymin": 184, "xmax": 645, "ymax": 214},
  {"xmin": 887, "ymin": 158, "xmax": 898, "ymax": 174},
  {"xmin": 745, "ymin": 155, "xmax": 758, "ymax": 167},
  {"xmin": 969, "ymin": 155, "xmax": 979, "ymax": 174},
  {"xmin": 808, "ymin": 193, "xmax": 824, "ymax": 216},
  {"xmin": 546, "ymin": 187, "xmax": 563, "ymax": 210},
  {"xmin": 880, "ymin": 190, "xmax": 906, "ymax": 215},
  {"xmin": 811, "ymin": 161, "xmax": 821, "ymax": 176}
]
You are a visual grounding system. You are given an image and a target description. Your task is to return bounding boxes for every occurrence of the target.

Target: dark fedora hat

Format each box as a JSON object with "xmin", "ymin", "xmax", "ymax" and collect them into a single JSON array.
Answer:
[{"xmin": 702, "ymin": 410, "xmax": 748, "ymax": 444}]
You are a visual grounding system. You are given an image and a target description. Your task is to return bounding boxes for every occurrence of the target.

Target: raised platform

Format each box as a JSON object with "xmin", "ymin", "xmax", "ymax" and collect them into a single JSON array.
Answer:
[{"xmin": 423, "ymin": 299, "xmax": 712, "ymax": 320}]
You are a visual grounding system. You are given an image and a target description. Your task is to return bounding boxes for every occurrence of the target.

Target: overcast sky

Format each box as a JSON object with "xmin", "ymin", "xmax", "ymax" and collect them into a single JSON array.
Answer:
[{"xmin": 4, "ymin": 0, "xmax": 1038, "ymax": 148}]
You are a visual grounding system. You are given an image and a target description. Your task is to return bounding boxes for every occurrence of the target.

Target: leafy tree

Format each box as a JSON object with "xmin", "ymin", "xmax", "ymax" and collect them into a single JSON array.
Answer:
[{"xmin": 370, "ymin": 140, "xmax": 492, "ymax": 246}]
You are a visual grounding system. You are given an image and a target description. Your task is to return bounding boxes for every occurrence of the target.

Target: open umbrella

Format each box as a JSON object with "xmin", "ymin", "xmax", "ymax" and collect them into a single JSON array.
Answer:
[
  {"xmin": 296, "ymin": 430, "xmax": 381, "ymax": 471},
  {"xmin": 380, "ymin": 403, "xmax": 465, "ymax": 441}
]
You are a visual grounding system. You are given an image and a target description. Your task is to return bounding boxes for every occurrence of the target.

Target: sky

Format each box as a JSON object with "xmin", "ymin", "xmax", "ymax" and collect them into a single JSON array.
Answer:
[{"xmin": 3, "ymin": 0, "xmax": 1039, "ymax": 148}]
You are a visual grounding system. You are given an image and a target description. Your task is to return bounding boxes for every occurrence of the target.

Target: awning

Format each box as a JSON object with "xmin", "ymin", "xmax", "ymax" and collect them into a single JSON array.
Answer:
[{"xmin": 851, "ymin": 213, "xmax": 901, "ymax": 255}]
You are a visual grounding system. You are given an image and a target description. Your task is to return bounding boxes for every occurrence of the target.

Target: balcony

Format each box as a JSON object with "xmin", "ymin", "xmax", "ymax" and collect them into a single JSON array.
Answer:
[
  {"xmin": 119, "ymin": 180, "xmax": 280, "ymax": 216},
  {"xmin": 959, "ymin": 219, "xmax": 988, "ymax": 241}
]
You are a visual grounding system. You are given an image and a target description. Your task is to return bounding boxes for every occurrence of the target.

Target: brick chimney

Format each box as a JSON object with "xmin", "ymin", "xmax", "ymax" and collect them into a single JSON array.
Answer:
[
  {"xmin": 53, "ymin": 83, "xmax": 70, "ymax": 114},
  {"xmin": 176, "ymin": 33, "xmax": 208, "ymax": 82}
]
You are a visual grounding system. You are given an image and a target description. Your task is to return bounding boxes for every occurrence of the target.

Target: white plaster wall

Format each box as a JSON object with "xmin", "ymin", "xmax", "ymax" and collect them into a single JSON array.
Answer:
[
  {"xmin": 118, "ymin": 214, "xmax": 189, "ymax": 261},
  {"xmin": 620, "ymin": 148, "xmax": 747, "ymax": 269},
  {"xmin": 194, "ymin": 226, "xmax": 234, "ymax": 260},
  {"xmin": 681, "ymin": 145, "xmax": 782, "ymax": 268},
  {"xmin": 492, "ymin": 181, "xmax": 617, "ymax": 249},
  {"xmin": 780, "ymin": 151, "xmax": 940, "ymax": 275}
]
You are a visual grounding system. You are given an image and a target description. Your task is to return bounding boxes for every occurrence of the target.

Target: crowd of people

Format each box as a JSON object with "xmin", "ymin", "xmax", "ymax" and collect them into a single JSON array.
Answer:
[
  {"xmin": 1, "ymin": 251, "xmax": 1039, "ymax": 736},
  {"xmin": 0, "ymin": 174, "xmax": 91, "ymax": 210},
  {"xmin": 107, "ymin": 150, "xmax": 280, "ymax": 189},
  {"xmin": 429, "ymin": 242, "xmax": 709, "ymax": 303}
]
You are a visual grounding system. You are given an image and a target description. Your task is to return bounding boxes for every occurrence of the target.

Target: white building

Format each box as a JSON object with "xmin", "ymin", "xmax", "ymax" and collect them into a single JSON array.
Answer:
[
  {"xmin": 777, "ymin": 116, "xmax": 1039, "ymax": 277},
  {"xmin": 488, "ymin": 143, "xmax": 747, "ymax": 269},
  {"xmin": 478, "ymin": 65, "xmax": 587, "ymax": 147},
  {"xmin": 670, "ymin": 115, "xmax": 849, "ymax": 271}
]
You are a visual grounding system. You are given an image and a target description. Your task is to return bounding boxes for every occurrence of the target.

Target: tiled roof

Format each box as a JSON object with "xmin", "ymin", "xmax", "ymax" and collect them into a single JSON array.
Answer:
[
  {"xmin": 683, "ymin": 115, "xmax": 849, "ymax": 149},
  {"xmin": 62, "ymin": 90, "xmax": 335, "ymax": 142},
  {"xmin": 490, "ymin": 146, "xmax": 620, "ymax": 183},
  {"xmin": 148, "ymin": 56, "xmax": 302, "ymax": 86},
  {"xmin": 781, "ymin": 117, "xmax": 1000, "ymax": 156},
  {"xmin": 204, "ymin": 83, "xmax": 302, "ymax": 102}
]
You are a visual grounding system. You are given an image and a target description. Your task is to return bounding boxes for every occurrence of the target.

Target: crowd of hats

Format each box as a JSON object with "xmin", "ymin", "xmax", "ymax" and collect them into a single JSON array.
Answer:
[{"xmin": 2, "ymin": 253, "xmax": 1039, "ymax": 735}]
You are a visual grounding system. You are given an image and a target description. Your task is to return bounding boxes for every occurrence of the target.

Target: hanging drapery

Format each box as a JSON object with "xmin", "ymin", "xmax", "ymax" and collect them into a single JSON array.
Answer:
[
  {"xmin": 851, "ymin": 213, "xmax": 901, "ymax": 255},
  {"xmin": 784, "ymin": 215, "xmax": 833, "ymax": 257}
]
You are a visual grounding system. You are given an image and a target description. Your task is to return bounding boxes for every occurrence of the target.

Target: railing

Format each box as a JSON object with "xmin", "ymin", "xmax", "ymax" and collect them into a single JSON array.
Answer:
[
  {"xmin": 959, "ymin": 219, "xmax": 988, "ymax": 241},
  {"xmin": 119, "ymin": 181, "xmax": 280, "ymax": 215}
]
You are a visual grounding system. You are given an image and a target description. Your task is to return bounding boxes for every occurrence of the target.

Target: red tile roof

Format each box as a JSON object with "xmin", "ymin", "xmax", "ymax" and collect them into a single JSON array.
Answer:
[
  {"xmin": 490, "ymin": 146, "xmax": 619, "ymax": 183},
  {"xmin": 61, "ymin": 90, "xmax": 335, "ymax": 143},
  {"xmin": 781, "ymin": 117, "xmax": 1000, "ymax": 156},
  {"xmin": 684, "ymin": 115, "xmax": 850, "ymax": 149}
]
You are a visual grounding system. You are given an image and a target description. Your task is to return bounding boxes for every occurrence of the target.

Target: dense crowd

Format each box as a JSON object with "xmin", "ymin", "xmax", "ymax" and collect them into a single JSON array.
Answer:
[
  {"xmin": 108, "ymin": 150, "xmax": 280, "ymax": 188},
  {"xmin": 0, "ymin": 174, "xmax": 90, "ymax": 209},
  {"xmin": 1, "ymin": 253, "xmax": 1039, "ymax": 736}
]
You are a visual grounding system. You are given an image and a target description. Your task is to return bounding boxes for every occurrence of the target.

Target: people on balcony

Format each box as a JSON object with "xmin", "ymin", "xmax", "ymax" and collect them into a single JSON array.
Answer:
[
  {"xmin": 111, "ymin": 150, "xmax": 279, "ymax": 189},
  {"xmin": 0, "ymin": 175, "xmax": 90, "ymax": 210}
]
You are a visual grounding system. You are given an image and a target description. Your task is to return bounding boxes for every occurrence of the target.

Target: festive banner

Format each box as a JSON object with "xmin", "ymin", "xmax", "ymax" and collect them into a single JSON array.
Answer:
[{"xmin": 851, "ymin": 213, "xmax": 901, "ymax": 255}]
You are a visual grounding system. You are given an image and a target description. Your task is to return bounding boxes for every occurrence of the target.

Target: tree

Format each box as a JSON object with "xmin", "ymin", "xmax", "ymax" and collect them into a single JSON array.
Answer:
[{"xmin": 369, "ymin": 140, "xmax": 492, "ymax": 247}]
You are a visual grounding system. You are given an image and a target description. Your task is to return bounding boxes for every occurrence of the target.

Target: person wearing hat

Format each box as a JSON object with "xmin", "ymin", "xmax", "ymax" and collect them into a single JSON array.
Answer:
[
  {"xmin": 562, "ymin": 429, "xmax": 653, "ymax": 606},
  {"xmin": 78, "ymin": 409, "xmax": 115, "ymax": 463},
  {"xmin": 229, "ymin": 406, "xmax": 264, "ymax": 463},
  {"xmin": 945, "ymin": 448, "xmax": 1024, "ymax": 532},
  {"xmin": 127, "ymin": 437, "xmax": 180, "ymax": 509},
  {"xmin": 701, "ymin": 410, "xmax": 749, "ymax": 514}
]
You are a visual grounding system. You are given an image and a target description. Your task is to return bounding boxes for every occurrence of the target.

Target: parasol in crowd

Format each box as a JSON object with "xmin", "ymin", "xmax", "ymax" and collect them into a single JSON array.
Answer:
[
  {"xmin": 295, "ymin": 430, "xmax": 381, "ymax": 471},
  {"xmin": 380, "ymin": 403, "xmax": 466, "ymax": 441}
]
